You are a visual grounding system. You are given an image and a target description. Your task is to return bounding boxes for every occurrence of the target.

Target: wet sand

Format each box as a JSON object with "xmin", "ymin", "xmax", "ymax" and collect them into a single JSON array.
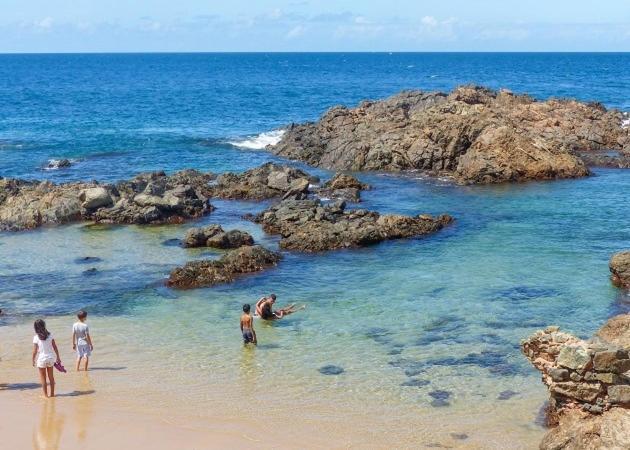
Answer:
[{"xmin": 0, "ymin": 316, "xmax": 545, "ymax": 449}]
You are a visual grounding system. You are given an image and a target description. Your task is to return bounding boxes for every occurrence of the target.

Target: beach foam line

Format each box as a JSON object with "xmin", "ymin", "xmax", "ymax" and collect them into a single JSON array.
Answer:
[{"xmin": 228, "ymin": 129, "xmax": 285, "ymax": 150}]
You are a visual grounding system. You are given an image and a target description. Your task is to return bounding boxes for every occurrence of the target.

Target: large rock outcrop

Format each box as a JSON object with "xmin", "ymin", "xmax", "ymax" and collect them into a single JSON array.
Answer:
[
  {"xmin": 610, "ymin": 251, "xmax": 630, "ymax": 289},
  {"xmin": 166, "ymin": 245, "xmax": 281, "ymax": 289},
  {"xmin": 521, "ymin": 314, "xmax": 630, "ymax": 449},
  {"xmin": 313, "ymin": 173, "xmax": 370, "ymax": 202},
  {"xmin": 183, "ymin": 224, "xmax": 254, "ymax": 249},
  {"xmin": 271, "ymin": 86, "xmax": 629, "ymax": 184},
  {"xmin": 0, "ymin": 170, "xmax": 214, "ymax": 231},
  {"xmin": 250, "ymin": 198, "xmax": 452, "ymax": 252},
  {"xmin": 207, "ymin": 162, "xmax": 317, "ymax": 200}
]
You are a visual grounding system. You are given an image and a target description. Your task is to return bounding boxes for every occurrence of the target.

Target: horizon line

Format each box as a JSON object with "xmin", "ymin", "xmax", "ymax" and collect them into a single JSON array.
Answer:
[{"xmin": 1, "ymin": 50, "xmax": 629, "ymax": 56}]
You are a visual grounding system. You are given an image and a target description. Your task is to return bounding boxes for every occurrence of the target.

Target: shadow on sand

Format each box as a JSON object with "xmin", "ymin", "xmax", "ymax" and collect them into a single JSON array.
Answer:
[
  {"xmin": 88, "ymin": 366, "xmax": 127, "ymax": 371},
  {"xmin": 0, "ymin": 382, "xmax": 41, "ymax": 391},
  {"xmin": 56, "ymin": 390, "xmax": 96, "ymax": 397}
]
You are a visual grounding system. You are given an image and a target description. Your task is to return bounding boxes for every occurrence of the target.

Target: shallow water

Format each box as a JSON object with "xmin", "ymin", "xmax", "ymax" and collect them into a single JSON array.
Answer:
[{"xmin": 1, "ymin": 53, "xmax": 629, "ymax": 448}]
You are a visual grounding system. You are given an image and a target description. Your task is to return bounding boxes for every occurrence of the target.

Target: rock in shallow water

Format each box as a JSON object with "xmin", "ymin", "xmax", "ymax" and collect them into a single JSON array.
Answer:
[
  {"xmin": 166, "ymin": 245, "xmax": 281, "ymax": 289},
  {"xmin": 0, "ymin": 169, "xmax": 215, "ymax": 231},
  {"xmin": 251, "ymin": 198, "xmax": 452, "ymax": 252},
  {"xmin": 271, "ymin": 86, "xmax": 629, "ymax": 184},
  {"xmin": 610, "ymin": 250, "xmax": 630, "ymax": 289},
  {"xmin": 183, "ymin": 224, "xmax": 254, "ymax": 249}
]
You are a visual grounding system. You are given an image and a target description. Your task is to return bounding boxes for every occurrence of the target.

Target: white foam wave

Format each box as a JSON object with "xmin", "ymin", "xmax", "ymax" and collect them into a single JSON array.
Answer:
[
  {"xmin": 622, "ymin": 118, "xmax": 630, "ymax": 129},
  {"xmin": 228, "ymin": 130, "xmax": 285, "ymax": 150},
  {"xmin": 43, "ymin": 158, "xmax": 77, "ymax": 170}
]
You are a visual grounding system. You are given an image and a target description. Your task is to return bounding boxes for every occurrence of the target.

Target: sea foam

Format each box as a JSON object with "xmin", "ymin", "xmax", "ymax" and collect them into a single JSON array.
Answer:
[{"xmin": 228, "ymin": 129, "xmax": 285, "ymax": 149}]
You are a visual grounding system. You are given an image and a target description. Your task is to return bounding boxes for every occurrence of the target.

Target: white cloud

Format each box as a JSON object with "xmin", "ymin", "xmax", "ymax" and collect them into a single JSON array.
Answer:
[
  {"xmin": 421, "ymin": 16, "xmax": 438, "ymax": 27},
  {"xmin": 35, "ymin": 17, "xmax": 54, "ymax": 30},
  {"xmin": 286, "ymin": 25, "xmax": 306, "ymax": 39}
]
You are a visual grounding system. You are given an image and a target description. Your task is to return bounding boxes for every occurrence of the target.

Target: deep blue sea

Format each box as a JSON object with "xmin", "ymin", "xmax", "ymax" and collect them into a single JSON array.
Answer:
[{"xmin": 0, "ymin": 53, "xmax": 629, "ymax": 446}]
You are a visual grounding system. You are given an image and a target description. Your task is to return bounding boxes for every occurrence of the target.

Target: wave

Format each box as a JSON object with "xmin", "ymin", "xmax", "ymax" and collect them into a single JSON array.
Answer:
[{"xmin": 228, "ymin": 130, "xmax": 285, "ymax": 150}]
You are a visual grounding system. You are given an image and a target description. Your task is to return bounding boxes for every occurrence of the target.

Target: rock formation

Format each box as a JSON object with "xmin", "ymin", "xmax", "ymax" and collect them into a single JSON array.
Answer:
[
  {"xmin": 207, "ymin": 162, "xmax": 317, "ymax": 200},
  {"xmin": 610, "ymin": 250, "xmax": 630, "ymax": 289},
  {"xmin": 0, "ymin": 170, "xmax": 214, "ymax": 231},
  {"xmin": 271, "ymin": 86, "xmax": 629, "ymax": 184},
  {"xmin": 314, "ymin": 173, "xmax": 370, "ymax": 202},
  {"xmin": 251, "ymin": 198, "xmax": 452, "ymax": 252},
  {"xmin": 166, "ymin": 245, "xmax": 281, "ymax": 289},
  {"xmin": 183, "ymin": 224, "xmax": 254, "ymax": 249},
  {"xmin": 521, "ymin": 314, "xmax": 630, "ymax": 449}
]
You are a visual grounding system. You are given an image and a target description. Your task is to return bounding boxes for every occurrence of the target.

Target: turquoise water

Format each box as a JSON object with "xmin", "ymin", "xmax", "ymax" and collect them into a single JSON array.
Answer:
[{"xmin": 1, "ymin": 53, "xmax": 629, "ymax": 445}]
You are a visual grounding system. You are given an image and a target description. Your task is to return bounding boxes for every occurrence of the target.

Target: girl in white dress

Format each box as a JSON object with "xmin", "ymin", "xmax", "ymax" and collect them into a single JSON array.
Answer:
[{"xmin": 31, "ymin": 319, "xmax": 61, "ymax": 398}]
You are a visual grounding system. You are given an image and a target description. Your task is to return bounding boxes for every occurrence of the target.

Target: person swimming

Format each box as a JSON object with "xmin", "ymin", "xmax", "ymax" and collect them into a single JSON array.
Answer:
[{"xmin": 254, "ymin": 294, "xmax": 305, "ymax": 320}]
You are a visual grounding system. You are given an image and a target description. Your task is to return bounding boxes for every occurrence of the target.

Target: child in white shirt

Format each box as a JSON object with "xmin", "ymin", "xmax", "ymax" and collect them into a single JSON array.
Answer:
[
  {"xmin": 72, "ymin": 310, "xmax": 94, "ymax": 371},
  {"xmin": 32, "ymin": 319, "xmax": 61, "ymax": 398}
]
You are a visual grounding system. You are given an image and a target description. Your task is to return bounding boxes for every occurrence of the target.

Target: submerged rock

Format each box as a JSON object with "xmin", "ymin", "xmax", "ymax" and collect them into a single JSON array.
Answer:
[
  {"xmin": 0, "ymin": 169, "xmax": 215, "ymax": 231},
  {"xmin": 207, "ymin": 162, "xmax": 316, "ymax": 200},
  {"xmin": 521, "ymin": 314, "xmax": 630, "ymax": 449},
  {"xmin": 251, "ymin": 198, "xmax": 452, "ymax": 252},
  {"xmin": 182, "ymin": 224, "xmax": 254, "ymax": 249},
  {"xmin": 610, "ymin": 250, "xmax": 630, "ymax": 289},
  {"xmin": 318, "ymin": 365, "xmax": 344, "ymax": 375},
  {"xmin": 166, "ymin": 245, "xmax": 281, "ymax": 289},
  {"xmin": 271, "ymin": 86, "xmax": 629, "ymax": 184}
]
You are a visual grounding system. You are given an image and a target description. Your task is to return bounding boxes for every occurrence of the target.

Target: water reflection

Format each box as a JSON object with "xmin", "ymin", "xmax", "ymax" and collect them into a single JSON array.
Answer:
[{"xmin": 33, "ymin": 400, "xmax": 64, "ymax": 450}]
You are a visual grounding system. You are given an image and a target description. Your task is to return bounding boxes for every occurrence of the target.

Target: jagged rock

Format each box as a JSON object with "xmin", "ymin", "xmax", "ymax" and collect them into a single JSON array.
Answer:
[
  {"xmin": 271, "ymin": 86, "xmax": 629, "ymax": 184},
  {"xmin": 521, "ymin": 315, "xmax": 630, "ymax": 449},
  {"xmin": 183, "ymin": 224, "xmax": 254, "ymax": 249},
  {"xmin": 166, "ymin": 245, "xmax": 281, "ymax": 289},
  {"xmin": 207, "ymin": 163, "xmax": 316, "ymax": 200},
  {"xmin": 596, "ymin": 314, "xmax": 630, "ymax": 349},
  {"xmin": 251, "ymin": 198, "xmax": 452, "ymax": 252},
  {"xmin": 610, "ymin": 251, "xmax": 630, "ymax": 289},
  {"xmin": 45, "ymin": 159, "xmax": 72, "ymax": 169},
  {"xmin": 540, "ymin": 408, "xmax": 630, "ymax": 450},
  {"xmin": 314, "ymin": 173, "xmax": 370, "ymax": 202},
  {"xmin": 0, "ymin": 170, "xmax": 215, "ymax": 231}
]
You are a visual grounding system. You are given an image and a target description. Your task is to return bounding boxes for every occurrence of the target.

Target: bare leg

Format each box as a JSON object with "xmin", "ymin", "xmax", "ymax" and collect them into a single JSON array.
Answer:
[
  {"xmin": 84, "ymin": 356, "xmax": 89, "ymax": 371},
  {"xmin": 46, "ymin": 367, "xmax": 55, "ymax": 397},
  {"xmin": 38, "ymin": 367, "xmax": 48, "ymax": 398},
  {"xmin": 76, "ymin": 356, "xmax": 82, "ymax": 371}
]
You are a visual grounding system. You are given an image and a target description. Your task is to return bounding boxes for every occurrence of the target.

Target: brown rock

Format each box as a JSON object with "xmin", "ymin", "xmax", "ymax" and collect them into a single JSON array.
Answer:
[
  {"xmin": 609, "ymin": 251, "xmax": 630, "ymax": 288},
  {"xmin": 607, "ymin": 385, "xmax": 630, "ymax": 404},
  {"xmin": 183, "ymin": 224, "xmax": 254, "ymax": 249},
  {"xmin": 271, "ymin": 86, "xmax": 629, "ymax": 184},
  {"xmin": 166, "ymin": 245, "xmax": 280, "ymax": 289},
  {"xmin": 550, "ymin": 382, "xmax": 602, "ymax": 403},
  {"xmin": 596, "ymin": 314, "xmax": 630, "ymax": 349}
]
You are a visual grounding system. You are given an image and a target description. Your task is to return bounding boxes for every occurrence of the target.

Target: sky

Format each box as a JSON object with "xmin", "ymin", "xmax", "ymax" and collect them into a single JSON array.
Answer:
[{"xmin": 1, "ymin": 0, "xmax": 629, "ymax": 52}]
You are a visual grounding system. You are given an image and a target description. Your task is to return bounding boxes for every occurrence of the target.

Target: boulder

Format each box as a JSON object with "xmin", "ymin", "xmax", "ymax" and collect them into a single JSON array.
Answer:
[
  {"xmin": 609, "ymin": 251, "xmax": 630, "ymax": 288},
  {"xmin": 271, "ymin": 86, "xmax": 629, "ymax": 184},
  {"xmin": 208, "ymin": 163, "xmax": 316, "ymax": 200},
  {"xmin": 251, "ymin": 198, "xmax": 452, "ymax": 252},
  {"xmin": 182, "ymin": 224, "xmax": 254, "ymax": 249},
  {"xmin": 80, "ymin": 187, "xmax": 113, "ymax": 210},
  {"xmin": 314, "ymin": 173, "xmax": 370, "ymax": 203},
  {"xmin": 596, "ymin": 314, "xmax": 630, "ymax": 349},
  {"xmin": 166, "ymin": 245, "xmax": 281, "ymax": 289}
]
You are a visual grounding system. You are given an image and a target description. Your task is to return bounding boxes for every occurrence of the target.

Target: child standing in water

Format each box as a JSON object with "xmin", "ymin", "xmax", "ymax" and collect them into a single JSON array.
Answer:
[
  {"xmin": 32, "ymin": 319, "xmax": 61, "ymax": 398},
  {"xmin": 72, "ymin": 310, "xmax": 93, "ymax": 371},
  {"xmin": 240, "ymin": 304, "xmax": 257, "ymax": 345}
]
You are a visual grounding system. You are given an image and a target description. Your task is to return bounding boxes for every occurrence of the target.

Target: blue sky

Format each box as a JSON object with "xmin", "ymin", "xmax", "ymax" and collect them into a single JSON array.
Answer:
[{"xmin": 2, "ymin": 0, "xmax": 629, "ymax": 52}]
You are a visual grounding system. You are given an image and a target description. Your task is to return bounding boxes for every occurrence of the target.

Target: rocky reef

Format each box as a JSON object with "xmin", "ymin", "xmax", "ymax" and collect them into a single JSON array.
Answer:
[
  {"xmin": 271, "ymin": 86, "xmax": 629, "ymax": 184},
  {"xmin": 0, "ymin": 170, "xmax": 214, "ymax": 231},
  {"xmin": 251, "ymin": 198, "xmax": 452, "ymax": 252},
  {"xmin": 521, "ymin": 314, "xmax": 630, "ymax": 449},
  {"xmin": 610, "ymin": 250, "xmax": 630, "ymax": 289},
  {"xmin": 166, "ymin": 245, "xmax": 281, "ymax": 289},
  {"xmin": 182, "ymin": 224, "xmax": 254, "ymax": 249}
]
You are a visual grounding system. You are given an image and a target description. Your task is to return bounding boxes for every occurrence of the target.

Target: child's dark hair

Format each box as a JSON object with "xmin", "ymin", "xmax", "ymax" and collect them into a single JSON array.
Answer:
[
  {"xmin": 34, "ymin": 319, "xmax": 50, "ymax": 341},
  {"xmin": 242, "ymin": 304, "xmax": 251, "ymax": 313},
  {"xmin": 77, "ymin": 310, "xmax": 88, "ymax": 320}
]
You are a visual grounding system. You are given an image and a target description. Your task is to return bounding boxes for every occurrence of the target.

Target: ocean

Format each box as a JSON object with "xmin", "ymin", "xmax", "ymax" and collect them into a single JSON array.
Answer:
[{"xmin": 1, "ymin": 53, "xmax": 629, "ymax": 448}]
